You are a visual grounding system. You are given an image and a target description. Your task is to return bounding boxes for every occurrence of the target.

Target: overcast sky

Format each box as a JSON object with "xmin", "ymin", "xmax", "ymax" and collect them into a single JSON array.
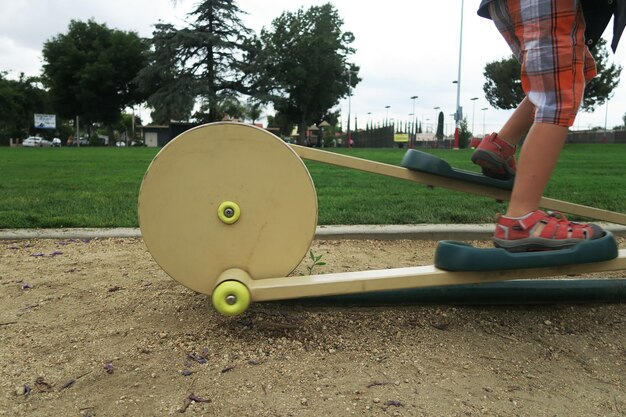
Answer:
[{"xmin": 1, "ymin": 0, "xmax": 625, "ymax": 134}]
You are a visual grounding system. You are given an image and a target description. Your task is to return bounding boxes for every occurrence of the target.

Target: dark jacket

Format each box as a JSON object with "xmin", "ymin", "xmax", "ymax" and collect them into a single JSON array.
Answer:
[{"xmin": 477, "ymin": 0, "xmax": 625, "ymax": 52}]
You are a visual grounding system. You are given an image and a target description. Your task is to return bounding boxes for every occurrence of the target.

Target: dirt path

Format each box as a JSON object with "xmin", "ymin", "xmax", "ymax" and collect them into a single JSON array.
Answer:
[{"xmin": 1, "ymin": 237, "xmax": 625, "ymax": 417}]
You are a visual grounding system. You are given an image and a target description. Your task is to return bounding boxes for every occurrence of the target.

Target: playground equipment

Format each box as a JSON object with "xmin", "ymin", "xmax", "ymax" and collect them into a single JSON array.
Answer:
[{"xmin": 138, "ymin": 123, "xmax": 626, "ymax": 316}]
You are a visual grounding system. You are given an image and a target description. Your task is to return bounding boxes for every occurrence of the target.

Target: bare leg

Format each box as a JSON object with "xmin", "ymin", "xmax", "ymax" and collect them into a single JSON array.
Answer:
[
  {"xmin": 498, "ymin": 97, "xmax": 535, "ymax": 146},
  {"xmin": 506, "ymin": 123, "xmax": 568, "ymax": 217}
]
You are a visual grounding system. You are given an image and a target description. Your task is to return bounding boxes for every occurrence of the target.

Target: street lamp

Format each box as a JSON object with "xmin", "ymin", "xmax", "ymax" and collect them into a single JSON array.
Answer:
[
  {"xmin": 481, "ymin": 107, "xmax": 488, "ymax": 136},
  {"xmin": 470, "ymin": 97, "xmax": 479, "ymax": 134},
  {"xmin": 433, "ymin": 107, "xmax": 441, "ymax": 140},
  {"xmin": 385, "ymin": 105, "xmax": 391, "ymax": 125},
  {"xmin": 433, "ymin": 106, "xmax": 441, "ymax": 121},
  {"xmin": 453, "ymin": 0, "xmax": 465, "ymax": 150},
  {"xmin": 410, "ymin": 95, "xmax": 418, "ymax": 145},
  {"xmin": 410, "ymin": 95, "xmax": 418, "ymax": 121},
  {"xmin": 449, "ymin": 113, "xmax": 456, "ymax": 137},
  {"xmin": 346, "ymin": 69, "xmax": 354, "ymax": 148}
]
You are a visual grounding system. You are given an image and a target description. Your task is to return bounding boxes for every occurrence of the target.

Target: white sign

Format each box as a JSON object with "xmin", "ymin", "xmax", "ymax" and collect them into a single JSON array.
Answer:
[{"xmin": 34, "ymin": 114, "xmax": 56, "ymax": 129}]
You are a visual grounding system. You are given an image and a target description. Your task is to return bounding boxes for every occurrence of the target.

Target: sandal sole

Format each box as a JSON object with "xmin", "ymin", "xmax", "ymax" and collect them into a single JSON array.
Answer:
[
  {"xmin": 471, "ymin": 150, "xmax": 515, "ymax": 180},
  {"xmin": 435, "ymin": 232, "xmax": 618, "ymax": 271}
]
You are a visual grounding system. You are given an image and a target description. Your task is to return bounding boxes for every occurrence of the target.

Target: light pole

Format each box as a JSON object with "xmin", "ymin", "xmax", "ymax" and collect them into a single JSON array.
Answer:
[
  {"xmin": 470, "ymin": 97, "xmax": 479, "ymax": 134},
  {"xmin": 131, "ymin": 106, "xmax": 136, "ymax": 145},
  {"xmin": 347, "ymin": 69, "xmax": 353, "ymax": 148},
  {"xmin": 449, "ymin": 113, "xmax": 456, "ymax": 137},
  {"xmin": 454, "ymin": 0, "xmax": 465, "ymax": 150},
  {"xmin": 481, "ymin": 107, "xmax": 488, "ymax": 136},
  {"xmin": 385, "ymin": 105, "xmax": 391, "ymax": 125},
  {"xmin": 411, "ymin": 95, "xmax": 418, "ymax": 115},
  {"xmin": 410, "ymin": 95, "xmax": 418, "ymax": 146},
  {"xmin": 75, "ymin": 115, "xmax": 80, "ymax": 148},
  {"xmin": 433, "ymin": 106, "xmax": 440, "ymax": 123}
]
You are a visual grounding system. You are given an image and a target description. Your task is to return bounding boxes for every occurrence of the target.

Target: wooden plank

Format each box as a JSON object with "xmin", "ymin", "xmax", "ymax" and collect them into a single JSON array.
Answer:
[
  {"xmin": 249, "ymin": 249, "xmax": 626, "ymax": 302},
  {"xmin": 292, "ymin": 145, "xmax": 626, "ymax": 225}
]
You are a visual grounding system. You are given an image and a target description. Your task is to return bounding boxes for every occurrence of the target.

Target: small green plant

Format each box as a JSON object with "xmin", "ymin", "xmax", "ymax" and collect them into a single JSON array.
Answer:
[{"xmin": 306, "ymin": 250, "xmax": 326, "ymax": 275}]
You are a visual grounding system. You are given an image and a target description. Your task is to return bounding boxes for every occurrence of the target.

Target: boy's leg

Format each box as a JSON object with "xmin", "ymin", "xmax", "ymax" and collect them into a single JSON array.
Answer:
[
  {"xmin": 505, "ymin": 123, "xmax": 567, "ymax": 218},
  {"xmin": 471, "ymin": 97, "xmax": 534, "ymax": 179},
  {"xmin": 484, "ymin": 0, "xmax": 605, "ymax": 251},
  {"xmin": 495, "ymin": 122, "xmax": 605, "ymax": 252},
  {"xmin": 497, "ymin": 97, "xmax": 534, "ymax": 146}
]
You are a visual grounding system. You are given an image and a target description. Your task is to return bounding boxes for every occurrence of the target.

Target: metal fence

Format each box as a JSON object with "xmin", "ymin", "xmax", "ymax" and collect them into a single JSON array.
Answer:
[
  {"xmin": 350, "ymin": 126, "xmax": 395, "ymax": 148},
  {"xmin": 348, "ymin": 128, "xmax": 626, "ymax": 148},
  {"xmin": 567, "ymin": 130, "xmax": 626, "ymax": 144}
]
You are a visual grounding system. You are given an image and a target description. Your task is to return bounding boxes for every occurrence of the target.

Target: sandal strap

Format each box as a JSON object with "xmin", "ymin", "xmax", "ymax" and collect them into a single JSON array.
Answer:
[
  {"xmin": 516, "ymin": 210, "xmax": 549, "ymax": 230},
  {"xmin": 538, "ymin": 216, "xmax": 559, "ymax": 238},
  {"xmin": 529, "ymin": 211, "xmax": 592, "ymax": 240}
]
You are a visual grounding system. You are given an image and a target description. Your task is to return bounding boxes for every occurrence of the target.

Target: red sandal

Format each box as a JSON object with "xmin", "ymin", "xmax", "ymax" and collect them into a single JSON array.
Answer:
[
  {"xmin": 493, "ymin": 210, "xmax": 605, "ymax": 252},
  {"xmin": 471, "ymin": 133, "xmax": 517, "ymax": 180}
]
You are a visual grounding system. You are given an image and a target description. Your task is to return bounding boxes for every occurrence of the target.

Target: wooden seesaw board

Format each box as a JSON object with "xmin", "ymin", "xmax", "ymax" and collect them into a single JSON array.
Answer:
[
  {"xmin": 291, "ymin": 145, "xmax": 626, "ymax": 226},
  {"xmin": 219, "ymin": 250, "xmax": 626, "ymax": 302}
]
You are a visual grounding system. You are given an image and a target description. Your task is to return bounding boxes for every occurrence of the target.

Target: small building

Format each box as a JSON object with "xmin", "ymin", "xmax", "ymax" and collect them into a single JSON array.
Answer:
[{"xmin": 141, "ymin": 125, "xmax": 170, "ymax": 147}]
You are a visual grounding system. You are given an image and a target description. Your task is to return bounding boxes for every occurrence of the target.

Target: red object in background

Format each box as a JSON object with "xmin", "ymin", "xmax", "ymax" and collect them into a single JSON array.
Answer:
[
  {"xmin": 453, "ymin": 127, "xmax": 459, "ymax": 149},
  {"xmin": 470, "ymin": 137, "xmax": 482, "ymax": 148}
]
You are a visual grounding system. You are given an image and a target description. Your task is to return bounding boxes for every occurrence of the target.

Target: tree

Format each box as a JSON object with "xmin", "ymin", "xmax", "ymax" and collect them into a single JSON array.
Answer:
[
  {"xmin": 458, "ymin": 117, "xmax": 472, "ymax": 149},
  {"xmin": 266, "ymin": 112, "xmax": 294, "ymax": 137},
  {"xmin": 246, "ymin": 100, "xmax": 263, "ymax": 123},
  {"xmin": 0, "ymin": 73, "xmax": 52, "ymax": 145},
  {"xmin": 483, "ymin": 38, "xmax": 621, "ymax": 112},
  {"xmin": 42, "ymin": 20, "xmax": 149, "ymax": 141},
  {"xmin": 138, "ymin": 0, "xmax": 253, "ymax": 124},
  {"xmin": 193, "ymin": 97, "xmax": 247, "ymax": 123},
  {"xmin": 113, "ymin": 112, "xmax": 143, "ymax": 142},
  {"xmin": 0, "ymin": 75, "xmax": 23, "ymax": 144},
  {"xmin": 583, "ymin": 38, "xmax": 622, "ymax": 110},
  {"xmin": 435, "ymin": 111, "xmax": 444, "ymax": 140},
  {"xmin": 251, "ymin": 3, "xmax": 359, "ymax": 144},
  {"xmin": 482, "ymin": 57, "xmax": 524, "ymax": 110},
  {"xmin": 135, "ymin": 25, "xmax": 197, "ymax": 124}
]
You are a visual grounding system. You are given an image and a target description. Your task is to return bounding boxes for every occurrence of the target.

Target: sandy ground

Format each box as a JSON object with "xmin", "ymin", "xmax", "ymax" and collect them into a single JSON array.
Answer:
[{"xmin": 1, "ymin": 236, "xmax": 625, "ymax": 417}]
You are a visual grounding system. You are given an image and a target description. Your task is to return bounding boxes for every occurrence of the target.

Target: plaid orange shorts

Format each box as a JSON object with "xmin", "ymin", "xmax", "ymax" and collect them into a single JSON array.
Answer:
[{"xmin": 489, "ymin": 0, "xmax": 597, "ymax": 127}]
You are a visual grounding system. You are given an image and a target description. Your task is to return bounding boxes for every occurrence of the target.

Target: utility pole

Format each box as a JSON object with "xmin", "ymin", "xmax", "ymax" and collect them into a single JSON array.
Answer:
[
  {"xmin": 347, "ymin": 70, "xmax": 352, "ymax": 148},
  {"xmin": 470, "ymin": 97, "xmax": 479, "ymax": 134},
  {"xmin": 410, "ymin": 95, "xmax": 418, "ymax": 147},
  {"xmin": 453, "ymin": 0, "xmax": 465, "ymax": 150},
  {"xmin": 481, "ymin": 107, "xmax": 488, "ymax": 136}
]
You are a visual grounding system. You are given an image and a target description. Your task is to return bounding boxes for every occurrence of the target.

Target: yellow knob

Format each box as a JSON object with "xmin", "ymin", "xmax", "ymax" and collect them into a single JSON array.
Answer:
[
  {"xmin": 212, "ymin": 280, "xmax": 250, "ymax": 316},
  {"xmin": 217, "ymin": 201, "xmax": 241, "ymax": 224}
]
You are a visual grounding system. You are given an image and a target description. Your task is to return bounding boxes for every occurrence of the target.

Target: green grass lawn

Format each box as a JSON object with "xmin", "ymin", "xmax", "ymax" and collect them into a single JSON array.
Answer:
[
  {"xmin": 0, "ymin": 147, "xmax": 155, "ymax": 228},
  {"xmin": 0, "ymin": 144, "xmax": 624, "ymax": 228}
]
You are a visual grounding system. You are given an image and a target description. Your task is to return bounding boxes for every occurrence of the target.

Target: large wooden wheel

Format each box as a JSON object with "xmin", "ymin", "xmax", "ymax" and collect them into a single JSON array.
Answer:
[{"xmin": 138, "ymin": 122, "xmax": 318, "ymax": 295}]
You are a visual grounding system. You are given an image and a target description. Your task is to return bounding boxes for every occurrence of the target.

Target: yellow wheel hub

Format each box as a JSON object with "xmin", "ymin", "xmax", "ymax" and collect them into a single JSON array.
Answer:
[
  {"xmin": 217, "ymin": 201, "xmax": 241, "ymax": 224},
  {"xmin": 211, "ymin": 280, "xmax": 251, "ymax": 316}
]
